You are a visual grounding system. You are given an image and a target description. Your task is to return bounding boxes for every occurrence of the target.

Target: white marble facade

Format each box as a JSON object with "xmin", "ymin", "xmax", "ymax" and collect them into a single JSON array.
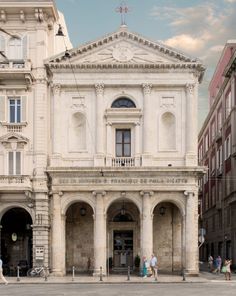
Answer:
[{"xmin": 0, "ymin": 1, "xmax": 205, "ymax": 277}]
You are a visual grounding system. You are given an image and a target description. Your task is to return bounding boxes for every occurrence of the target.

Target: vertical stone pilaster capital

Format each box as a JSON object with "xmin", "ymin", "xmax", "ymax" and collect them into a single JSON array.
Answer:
[
  {"xmin": 135, "ymin": 121, "xmax": 141, "ymax": 126},
  {"xmin": 186, "ymin": 83, "xmax": 195, "ymax": 95},
  {"xmin": 142, "ymin": 83, "xmax": 152, "ymax": 95},
  {"xmin": 106, "ymin": 121, "xmax": 112, "ymax": 126},
  {"xmin": 92, "ymin": 191, "xmax": 106, "ymax": 197},
  {"xmin": 95, "ymin": 83, "xmax": 105, "ymax": 96},
  {"xmin": 52, "ymin": 83, "xmax": 61, "ymax": 95},
  {"xmin": 140, "ymin": 191, "xmax": 154, "ymax": 197}
]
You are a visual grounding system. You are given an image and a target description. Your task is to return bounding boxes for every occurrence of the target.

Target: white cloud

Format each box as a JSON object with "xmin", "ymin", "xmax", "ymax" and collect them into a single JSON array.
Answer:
[{"xmin": 164, "ymin": 34, "xmax": 205, "ymax": 53}]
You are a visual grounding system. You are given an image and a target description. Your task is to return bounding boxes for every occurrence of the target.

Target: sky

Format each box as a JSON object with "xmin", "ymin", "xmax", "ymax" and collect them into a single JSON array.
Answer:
[{"xmin": 55, "ymin": 0, "xmax": 236, "ymax": 129}]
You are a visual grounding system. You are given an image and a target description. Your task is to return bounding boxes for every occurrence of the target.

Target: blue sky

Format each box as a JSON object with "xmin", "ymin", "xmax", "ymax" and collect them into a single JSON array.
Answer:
[{"xmin": 55, "ymin": 0, "xmax": 236, "ymax": 128}]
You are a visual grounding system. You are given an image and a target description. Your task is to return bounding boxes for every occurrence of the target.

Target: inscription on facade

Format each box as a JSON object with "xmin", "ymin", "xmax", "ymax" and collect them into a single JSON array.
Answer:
[{"xmin": 57, "ymin": 177, "xmax": 188, "ymax": 185}]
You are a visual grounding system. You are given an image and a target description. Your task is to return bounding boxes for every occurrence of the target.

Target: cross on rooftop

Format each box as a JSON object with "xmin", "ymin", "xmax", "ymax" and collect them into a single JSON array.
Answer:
[{"xmin": 116, "ymin": 1, "xmax": 130, "ymax": 26}]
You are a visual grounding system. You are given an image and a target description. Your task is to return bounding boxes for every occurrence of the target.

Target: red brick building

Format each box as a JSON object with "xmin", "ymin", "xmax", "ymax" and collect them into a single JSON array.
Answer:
[{"xmin": 198, "ymin": 40, "xmax": 236, "ymax": 263}]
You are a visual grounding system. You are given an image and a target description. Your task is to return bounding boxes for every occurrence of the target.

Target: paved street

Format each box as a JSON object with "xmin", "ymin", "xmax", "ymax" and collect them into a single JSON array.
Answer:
[{"xmin": 0, "ymin": 283, "xmax": 236, "ymax": 296}]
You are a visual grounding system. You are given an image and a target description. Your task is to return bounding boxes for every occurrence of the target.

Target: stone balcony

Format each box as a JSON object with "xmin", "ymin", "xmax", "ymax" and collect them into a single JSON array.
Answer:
[
  {"xmin": 0, "ymin": 59, "xmax": 34, "ymax": 85},
  {"xmin": 0, "ymin": 175, "xmax": 32, "ymax": 192}
]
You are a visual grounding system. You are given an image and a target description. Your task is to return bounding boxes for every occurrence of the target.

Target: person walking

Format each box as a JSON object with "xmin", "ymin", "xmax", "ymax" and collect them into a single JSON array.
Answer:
[
  {"xmin": 0, "ymin": 258, "xmax": 8, "ymax": 285},
  {"xmin": 215, "ymin": 255, "xmax": 222, "ymax": 274},
  {"xmin": 150, "ymin": 254, "xmax": 158, "ymax": 277}
]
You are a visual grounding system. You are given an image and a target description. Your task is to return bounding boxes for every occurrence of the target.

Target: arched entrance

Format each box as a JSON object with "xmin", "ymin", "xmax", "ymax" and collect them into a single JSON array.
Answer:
[
  {"xmin": 65, "ymin": 202, "xmax": 94, "ymax": 274},
  {"xmin": 0, "ymin": 207, "xmax": 32, "ymax": 276},
  {"xmin": 153, "ymin": 202, "xmax": 182, "ymax": 273},
  {"xmin": 107, "ymin": 199, "xmax": 140, "ymax": 273}
]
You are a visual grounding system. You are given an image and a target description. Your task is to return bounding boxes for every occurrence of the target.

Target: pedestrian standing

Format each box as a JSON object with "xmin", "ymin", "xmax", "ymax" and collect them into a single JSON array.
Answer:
[
  {"xmin": 224, "ymin": 259, "xmax": 231, "ymax": 281},
  {"xmin": 208, "ymin": 255, "xmax": 214, "ymax": 272},
  {"xmin": 142, "ymin": 256, "xmax": 148, "ymax": 278},
  {"xmin": 215, "ymin": 255, "xmax": 222, "ymax": 274},
  {"xmin": 0, "ymin": 258, "xmax": 8, "ymax": 285},
  {"xmin": 150, "ymin": 254, "xmax": 158, "ymax": 277}
]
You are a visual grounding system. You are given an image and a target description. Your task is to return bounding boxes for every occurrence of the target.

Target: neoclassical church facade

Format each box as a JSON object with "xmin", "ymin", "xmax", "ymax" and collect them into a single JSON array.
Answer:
[{"xmin": 0, "ymin": 0, "xmax": 205, "ymax": 276}]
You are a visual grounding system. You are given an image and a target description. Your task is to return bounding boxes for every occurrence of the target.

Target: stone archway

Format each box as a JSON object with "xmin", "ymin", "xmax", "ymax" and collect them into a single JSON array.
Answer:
[
  {"xmin": 153, "ymin": 202, "xmax": 182, "ymax": 273},
  {"xmin": 107, "ymin": 198, "xmax": 140, "ymax": 272},
  {"xmin": 0, "ymin": 207, "xmax": 33, "ymax": 276},
  {"xmin": 65, "ymin": 202, "xmax": 94, "ymax": 274}
]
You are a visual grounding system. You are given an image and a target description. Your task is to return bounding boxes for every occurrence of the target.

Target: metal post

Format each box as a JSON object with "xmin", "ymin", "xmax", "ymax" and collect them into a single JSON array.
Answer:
[
  {"xmin": 17, "ymin": 266, "xmax": 20, "ymax": 282},
  {"xmin": 182, "ymin": 268, "xmax": 186, "ymax": 281},
  {"xmin": 127, "ymin": 266, "xmax": 130, "ymax": 281},
  {"xmin": 99, "ymin": 266, "xmax": 103, "ymax": 281},
  {"xmin": 72, "ymin": 266, "xmax": 75, "ymax": 282}
]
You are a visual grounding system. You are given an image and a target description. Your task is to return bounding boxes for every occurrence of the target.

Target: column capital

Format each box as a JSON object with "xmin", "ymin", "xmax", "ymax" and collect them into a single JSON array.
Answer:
[
  {"xmin": 140, "ymin": 191, "xmax": 154, "ymax": 197},
  {"xmin": 95, "ymin": 83, "xmax": 105, "ymax": 95},
  {"xmin": 142, "ymin": 83, "xmax": 152, "ymax": 95},
  {"xmin": 51, "ymin": 83, "xmax": 61, "ymax": 95},
  {"xmin": 186, "ymin": 83, "xmax": 195, "ymax": 95},
  {"xmin": 92, "ymin": 190, "xmax": 106, "ymax": 197},
  {"xmin": 184, "ymin": 191, "xmax": 195, "ymax": 198}
]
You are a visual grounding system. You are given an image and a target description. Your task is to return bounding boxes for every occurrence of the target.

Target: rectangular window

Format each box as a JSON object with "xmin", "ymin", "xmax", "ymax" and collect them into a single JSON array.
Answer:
[
  {"xmin": 8, "ymin": 151, "xmax": 21, "ymax": 175},
  {"xmin": 116, "ymin": 129, "xmax": 131, "ymax": 157},
  {"xmin": 204, "ymin": 133, "xmax": 209, "ymax": 152},
  {"xmin": 224, "ymin": 135, "xmax": 231, "ymax": 160},
  {"xmin": 9, "ymin": 98, "xmax": 21, "ymax": 123},
  {"xmin": 217, "ymin": 107, "xmax": 222, "ymax": 130},
  {"xmin": 225, "ymin": 90, "xmax": 231, "ymax": 118}
]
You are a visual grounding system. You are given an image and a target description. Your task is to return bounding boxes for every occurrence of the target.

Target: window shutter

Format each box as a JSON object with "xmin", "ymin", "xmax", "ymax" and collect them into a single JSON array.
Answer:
[
  {"xmin": 8, "ymin": 152, "xmax": 14, "ymax": 175},
  {"xmin": 0, "ymin": 95, "xmax": 6, "ymax": 122},
  {"xmin": 21, "ymin": 95, "xmax": 27, "ymax": 122},
  {"xmin": 22, "ymin": 35, "xmax": 27, "ymax": 59},
  {"xmin": 16, "ymin": 152, "xmax": 21, "ymax": 175}
]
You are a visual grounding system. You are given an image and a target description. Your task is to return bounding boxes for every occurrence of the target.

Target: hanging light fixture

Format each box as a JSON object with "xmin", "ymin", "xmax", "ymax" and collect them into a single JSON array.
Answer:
[
  {"xmin": 56, "ymin": 24, "xmax": 65, "ymax": 36},
  {"xmin": 63, "ymin": 48, "xmax": 71, "ymax": 59},
  {"xmin": 120, "ymin": 200, "xmax": 126, "ymax": 215},
  {"xmin": 80, "ymin": 207, "xmax": 86, "ymax": 216},
  {"xmin": 159, "ymin": 206, "xmax": 166, "ymax": 216}
]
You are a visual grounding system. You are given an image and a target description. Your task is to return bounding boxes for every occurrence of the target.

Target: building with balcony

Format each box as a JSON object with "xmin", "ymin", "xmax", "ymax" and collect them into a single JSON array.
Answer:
[
  {"xmin": 0, "ymin": 1, "xmax": 205, "ymax": 276},
  {"xmin": 198, "ymin": 40, "xmax": 236, "ymax": 263}
]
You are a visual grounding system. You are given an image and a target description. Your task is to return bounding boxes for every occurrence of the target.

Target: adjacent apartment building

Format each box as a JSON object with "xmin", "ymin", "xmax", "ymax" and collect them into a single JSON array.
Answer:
[
  {"xmin": 0, "ymin": 0, "xmax": 205, "ymax": 276},
  {"xmin": 198, "ymin": 40, "xmax": 236, "ymax": 263}
]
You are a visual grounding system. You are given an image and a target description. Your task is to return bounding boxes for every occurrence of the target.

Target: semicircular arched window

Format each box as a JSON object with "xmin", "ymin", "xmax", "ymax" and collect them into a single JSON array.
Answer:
[
  {"xmin": 111, "ymin": 97, "xmax": 136, "ymax": 108},
  {"xmin": 113, "ymin": 213, "xmax": 134, "ymax": 222}
]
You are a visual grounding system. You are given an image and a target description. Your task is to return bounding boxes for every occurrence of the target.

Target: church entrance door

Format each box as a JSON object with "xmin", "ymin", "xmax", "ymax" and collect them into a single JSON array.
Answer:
[{"xmin": 113, "ymin": 230, "xmax": 133, "ymax": 270}]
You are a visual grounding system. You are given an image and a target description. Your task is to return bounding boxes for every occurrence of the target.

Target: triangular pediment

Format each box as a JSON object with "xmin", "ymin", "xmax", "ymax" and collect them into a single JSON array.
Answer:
[
  {"xmin": 0, "ymin": 132, "xmax": 29, "ymax": 143},
  {"xmin": 48, "ymin": 27, "xmax": 199, "ymax": 65}
]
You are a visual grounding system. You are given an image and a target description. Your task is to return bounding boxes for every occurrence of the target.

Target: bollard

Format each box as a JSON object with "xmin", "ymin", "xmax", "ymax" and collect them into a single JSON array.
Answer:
[
  {"xmin": 154, "ymin": 267, "xmax": 158, "ymax": 282},
  {"xmin": 99, "ymin": 266, "xmax": 103, "ymax": 282},
  {"xmin": 182, "ymin": 269, "xmax": 186, "ymax": 281},
  {"xmin": 72, "ymin": 266, "xmax": 75, "ymax": 282},
  {"xmin": 127, "ymin": 266, "xmax": 130, "ymax": 281},
  {"xmin": 17, "ymin": 266, "xmax": 20, "ymax": 282},
  {"xmin": 44, "ymin": 267, "xmax": 48, "ymax": 282}
]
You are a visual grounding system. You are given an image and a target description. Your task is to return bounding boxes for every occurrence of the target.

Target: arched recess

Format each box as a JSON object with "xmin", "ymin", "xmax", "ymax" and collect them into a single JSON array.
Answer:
[
  {"xmin": 106, "ymin": 198, "xmax": 140, "ymax": 272},
  {"xmin": 69, "ymin": 112, "xmax": 86, "ymax": 151},
  {"xmin": 152, "ymin": 201, "xmax": 182, "ymax": 272},
  {"xmin": 65, "ymin": 201, "xmax": 94, "ymax": 274},
  {"xmin": 159, "ymin": 112, "xmax": 176, "ymax": 150},
  {"xmin": 0, "ymin": 207, "xmax": 33, "ymax": 275}
]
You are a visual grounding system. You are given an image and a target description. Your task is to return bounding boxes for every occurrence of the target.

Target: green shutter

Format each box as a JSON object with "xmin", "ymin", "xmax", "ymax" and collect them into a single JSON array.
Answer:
[
  {"xmin": 0, "ymin": 95, "xmax": 6, "ymax": 122},
  {"xmin": 8, "ymin": 152, "xmax": 13, "ymax": 175},
  {"xmin": 21, "ymin": 95, "xmax": 27, "ymax": 122},
  {"xmin": 16, "ymin": 152, "xmax": 21, "ymax": 175}
]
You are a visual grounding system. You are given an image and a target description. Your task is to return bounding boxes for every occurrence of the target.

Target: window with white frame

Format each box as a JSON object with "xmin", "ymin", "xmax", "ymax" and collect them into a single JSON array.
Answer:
[
  {"xmin": 217, "ymin": 107, "xmax": 222, "ymax": 130},
  {"xmin": 9, "ymin": 98, "xmax": 21, "ymax": 123},
  {"xmin": 8, "ymin": 151, "xmax": 21, "ymax": 175},
  {"xmin": 217, "ymin": 145, "xmax": 222, "ymax": 169},
  {"xmin": 211, "ymin": 154, "xmax": 215, "ymax": 172},
  {"xmin": 204, "ymin": 133, "xmax": 209, "ymax": 152},
  {"xmin": 211, "ymin": 120, "xmax": 215, "ymax": 140},
  {"xmin": 225, "ymin": 91, "xmax": 232, "ymax": 118},
  {"xmin": 224, "ymin": 135, "xmax": 231, "ymax": 160},
  {"xmin": 198, "ymin": 144, "xmax": 203, "ymax": 161}
]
